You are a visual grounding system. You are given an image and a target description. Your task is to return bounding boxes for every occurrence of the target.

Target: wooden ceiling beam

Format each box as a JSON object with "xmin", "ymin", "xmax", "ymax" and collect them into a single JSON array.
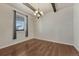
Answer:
[
  {"xmin": 23, "ymin": 3, "xmax": 36, "ymax": 12},
  {"xmin": 23, "ymin": 3, "xmax": 41, "ymax": 16},
  {"xmin": 51, "ymin": 3, "xmax": 56, "ymax": 12}
]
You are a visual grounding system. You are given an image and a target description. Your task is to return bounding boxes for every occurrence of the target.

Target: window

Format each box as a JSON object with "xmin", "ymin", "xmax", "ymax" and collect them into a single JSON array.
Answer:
[
  {"xmin": 16, "ymin": 15, "xmax": 25, "ymax": 31},
  {"xmin": 13, "ymin": 10, "xmax": 28, "ymax": 39}
]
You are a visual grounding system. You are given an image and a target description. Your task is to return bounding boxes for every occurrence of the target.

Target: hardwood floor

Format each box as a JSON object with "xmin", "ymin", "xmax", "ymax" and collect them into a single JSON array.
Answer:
[{"xmin": 0, "ymin": 39, "xmax": 79, "ymax": 56}]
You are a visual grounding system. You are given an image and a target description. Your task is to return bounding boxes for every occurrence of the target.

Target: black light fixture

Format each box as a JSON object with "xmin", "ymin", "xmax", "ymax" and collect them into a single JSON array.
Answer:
[{"xmin": 51, "ymin": 3, "xmax": 56, "ymax": 12}]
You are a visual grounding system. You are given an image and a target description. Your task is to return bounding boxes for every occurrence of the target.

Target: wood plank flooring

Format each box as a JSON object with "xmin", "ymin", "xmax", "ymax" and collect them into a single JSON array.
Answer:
[{"xmin": 0, "ymin": 39, "xmax": 79, "ymax": 56}]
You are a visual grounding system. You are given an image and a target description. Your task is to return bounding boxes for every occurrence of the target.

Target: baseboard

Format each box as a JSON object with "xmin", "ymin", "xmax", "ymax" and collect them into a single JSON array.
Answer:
[
  {"xmin": 0, "ymin": 37, "xmax": 74, "ymax": 50},
  {"xmin": 34, "ymin": 37, "xmax": 73, "ymax": 46},
  {"xmin": 0, "ymin": 37, "xmax": 33, "ymax": 49},
  {"xmin": 74, "ymin": 45, "xmax": 79, "ymax": 52}
]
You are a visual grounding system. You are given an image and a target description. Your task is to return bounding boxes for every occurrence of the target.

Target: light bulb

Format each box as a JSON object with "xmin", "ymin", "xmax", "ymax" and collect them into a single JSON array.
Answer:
[
  {"xmin": 40, "ymin": 11, "xmax": 44, "ymax": 15},
  {"xmin": 35, "ymin": 10, "xmax": 38, "ymax": 13},
  {"xmin": 34, "ymin": 13, "xmax": 36, "ymax": 15}
]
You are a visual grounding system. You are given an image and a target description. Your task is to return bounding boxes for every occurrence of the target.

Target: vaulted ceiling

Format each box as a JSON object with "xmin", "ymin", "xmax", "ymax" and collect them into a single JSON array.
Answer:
[{"xmin": 7, "ymin": 3, "xmax": 73, "ymax": 17}]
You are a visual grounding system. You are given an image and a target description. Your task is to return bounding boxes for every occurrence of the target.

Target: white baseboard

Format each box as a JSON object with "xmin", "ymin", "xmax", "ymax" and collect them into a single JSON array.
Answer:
[
  {"xmin": 0, "ymin": 36, "xmax": 74, "ymax": 50},
  {"xmin": 0, "ymin": 37, "xmax": 33, "ymax": 49},
  {"xmin": 34, "ymin": 37, "xmax": 73, "ymax": 46},
  {"xmin": 74, "ymin": 45, "xmax": 79, "ymax": 52}
]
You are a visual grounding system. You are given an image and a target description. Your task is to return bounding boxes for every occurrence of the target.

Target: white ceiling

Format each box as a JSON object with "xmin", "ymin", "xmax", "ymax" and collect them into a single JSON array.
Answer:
[
  {"xmin": 7, "ymin": 3, "xmax": 73, "ymax": 16},
  {"xmin": 56, "ymin": 3, "xmax": 73, "ymax": 10},
  {"xmin": 30, "ymin": 3, "xmax": 73, "ymax": 14},
  {"xmin": 30, "ymin": 3, "xmax": 53, "ymax": 14},
  {"xmin": 7, "ymin": 3, "xmax": 34, "ymax": 16}
]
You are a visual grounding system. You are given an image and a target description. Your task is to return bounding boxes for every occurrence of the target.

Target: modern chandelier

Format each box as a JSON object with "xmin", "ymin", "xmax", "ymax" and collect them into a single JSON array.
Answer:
[{"xmin": 34, "ymin": 8, "xmax": 44, "ymax": 19}]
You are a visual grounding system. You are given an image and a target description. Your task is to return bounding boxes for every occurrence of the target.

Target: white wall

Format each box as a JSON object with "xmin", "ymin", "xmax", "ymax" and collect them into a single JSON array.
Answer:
[
  {"xmin": 0, "ymin": 4, "xmax": 34, "ymax": 49},
  {"xmin": 35, "ymin": 6, "xmax": 73, "ymax": 45},
  {"xmin": 73, "ymin": 4, "xmax": 79, "ymax": 51},
  {"xmin": 0, "ymin": 3, "xmax": 74, "ymax": 49}
]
